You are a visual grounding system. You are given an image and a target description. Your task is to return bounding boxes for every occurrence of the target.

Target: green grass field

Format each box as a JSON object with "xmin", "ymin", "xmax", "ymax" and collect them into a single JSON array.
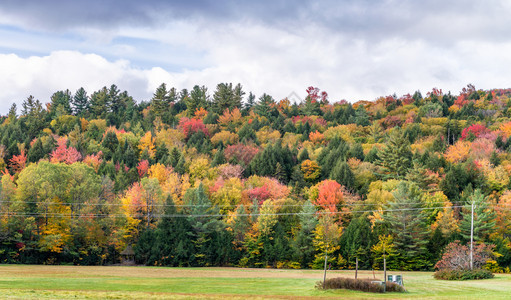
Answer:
[{"xmin": 0, "ymin": 265, "xmax": 510, "ymax": 299}]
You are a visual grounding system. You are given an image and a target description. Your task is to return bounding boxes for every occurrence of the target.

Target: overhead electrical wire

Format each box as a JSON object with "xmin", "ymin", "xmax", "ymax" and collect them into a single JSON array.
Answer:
[{"xmin": 1, "ymin": 204, "xmax": 508, "ymax": 219}]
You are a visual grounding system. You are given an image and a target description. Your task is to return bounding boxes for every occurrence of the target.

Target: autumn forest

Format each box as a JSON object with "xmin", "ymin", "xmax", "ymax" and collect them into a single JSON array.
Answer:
[{"xmin": 0, "ymin": 83, "xmax": 510, "ymax": 272}]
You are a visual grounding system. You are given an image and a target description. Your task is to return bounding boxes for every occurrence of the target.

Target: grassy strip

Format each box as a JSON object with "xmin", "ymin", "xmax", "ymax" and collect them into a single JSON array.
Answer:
[{"xmin": 1, "ymin": 265, "xmax": 511, "ymax": 299}]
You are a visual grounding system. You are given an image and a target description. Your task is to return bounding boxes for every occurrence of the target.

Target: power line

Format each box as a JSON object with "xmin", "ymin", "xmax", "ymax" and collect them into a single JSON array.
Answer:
[
  {"xmin": 0, "ymin": 199, "xmax": 474, "ymax": 208},
  {"xmin": 0, "ymin": 205, "xmax": 473, "ymax": 219}
]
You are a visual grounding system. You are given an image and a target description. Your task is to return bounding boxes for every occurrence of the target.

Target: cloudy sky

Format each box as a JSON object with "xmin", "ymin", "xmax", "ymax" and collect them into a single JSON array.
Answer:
[{"xmin": 0, "ymin": 0, "xmax": 510, "ymax": 113}]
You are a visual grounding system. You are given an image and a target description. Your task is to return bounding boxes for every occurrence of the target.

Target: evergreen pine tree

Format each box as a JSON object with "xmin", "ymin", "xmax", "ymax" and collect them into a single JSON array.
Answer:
[
  {"xmin": 49, "ymin": 90, "xmax": 72, "ymax": 117},
  {"xmin": 186, "ymin": 85, "xmax": 208, "ymax": 115},
  {"xmin": 212, "ymin": 83, "xmax": 244, "ymax": 114},
  {"xmin": 297, "ymin": 148, "xmax": 309, "ymax": 162},
  {"xmin": 175, "ymin": 155, "xmax": 186, "ymax": 175},
  {"xmin": 211, "ymin": 148, "xmax": 225, "ymax": 167},
  {"xmin": 348, "ymin": 143, "xmax": 365, "ymax": 161},
  {"xmin": 238, "ymin": 123, "xmax": 256, "ymax": 142},
  {"xmin": 376, "ymin": 129, "xmax": 412, "ymax": 179},
  {"xmin": 71, "ymin": 87, "xmax": 89, "ymax": 116},
  {"xmin": 155, "ymin": 195, "xmax": 194, "ymax": 266},
  {"xmin": 184, "ymin": 184, "xmax": 223, "ymax": 266},
  {"xmin": 254, "ymin": 94, "xmax": 275, "ymax": 118},
  {"xmin": 169, "ymin": 147, "xmax": 181, "ymax": 168},
  {"xmin": 27, "ymin": 139, "xmax": 45, "ymax": 163},
  {"xmin": 134, "ymin": 228, "xmax": 157, "ymax": 265},
  {"xmin": 293, "ymin": 201, "xmax": 318, "ymax": 268},
  {"xmin": 460, "ymin": 189, "xmax": 496, "ymax": 242},
  {"xmin": 89, "ymin": 86, "xmax": 110, "ymax": 119},
  {"xmin": 330, "ymin": 160, "xmax": 355, "ymax": 190},
  {"xmin": 151, "ymin": 83, "xmax": 170, "ymax": 118},
  {"xmin": 384, "ymin": 182, "xmax": 430, "ymax": 270},
  {"xmin": 123, "ymin": 145, "xmax": 137, "ymax": 168},
  {"xmin": 355, "ymin": 105, "xmax": 370, "ymax": 126},
  {"xmin": 154, "ymin": 143, "xmax": 169, "ymax": 163},
  {"xmin": 274, "ymin": 162, "xmax": 286, "ymax": 182},
  {"xmin": 339, "ymin": 216, "xmax": 374, "ymax": 269},
  {"xmin": 244, "ymin": 92, "xmax": 256, "ymax": 112}
]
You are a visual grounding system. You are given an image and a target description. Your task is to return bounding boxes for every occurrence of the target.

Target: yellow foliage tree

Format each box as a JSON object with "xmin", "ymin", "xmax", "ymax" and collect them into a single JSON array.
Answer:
[
  {"xmin": 211, "ymin": 177, "xmax": 244, "ymax": 212},
  {"xmin": 38, "ymin": 199, "xmax": 72, "ymax": 254},
  {"xmin": 311, "ymin": 214, "xmax": 343, "ymax": 269},
  {"xmin": 188, "ymin": 157, "xmax": 215, "ymax": 185},
  {"xmin": 495, "ymin": 191, "xmax": 511, "ymax": 236},
  {"xmin": 301, "ymin": 160, "xmax": 321, "ymax": 182},
  {"xmin": 255, "ymin": 127, "xmax": 281, "ymax": 145},
  {"xmin": 138, "ymin": 131, "xmax": 155, "ymax": 158},
  {"xmin": 211, "ymin": 130, "xmax": 239, "ymax": 146},
  {"xmin": 431, "ymin": 201, "xmax": 459, "ymax": 237},
  {"xmin": 148, "ymin": 163, "xmax": 172, "ymax": 185},
  {"xmin": 444, "ymin": 140, "xmax": 471, "ymax": 163},
  {"xmin": 155, "ymin": 128, "xmax": 184, "ymax": 152}
]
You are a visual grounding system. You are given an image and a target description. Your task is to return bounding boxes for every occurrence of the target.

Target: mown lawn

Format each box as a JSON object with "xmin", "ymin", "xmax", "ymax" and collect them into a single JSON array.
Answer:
[{"xmin": 0, "ymin": 265, "xmax": 510, "ymax": 299}]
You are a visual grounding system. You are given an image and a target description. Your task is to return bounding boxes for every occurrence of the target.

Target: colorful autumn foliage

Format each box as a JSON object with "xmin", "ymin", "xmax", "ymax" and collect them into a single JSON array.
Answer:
[
  {"xmin": 179, "ymin": 117, "xmax": 209, "ymax": 138},
  {"xmin": 9, "ymin": 148, "xmax": 27, "ymax": 173},
  {"xmin": 224, "ymin": 143, "xmax": 259, "ymax": 165},
  {"xmin": 137, "ymin": 159, "xmax": 149, "ymax": 177},
  {"xmin": 50, "ymin": 138, "xmax": 82, "ymax": 164},
  {"xmin": 2, "ymin": 83, "xmax": 511, "ymax": 272},
  {"xmin": 311, "ymin": 180, "xmax": 344, "ymax": 213},
  {"xmin": 461, "ymin": 124, "xmax": 488, "ymax": 140}
]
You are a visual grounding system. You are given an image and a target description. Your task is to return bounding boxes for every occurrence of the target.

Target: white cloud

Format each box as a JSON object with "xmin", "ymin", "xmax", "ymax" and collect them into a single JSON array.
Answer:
[
  {"xmin": 2, "ymin": 19, "xmax": 511, "ymax": 115},
  {"xmin": 0, "ymin": 51, "xmax": 158, "ymax": 113}
]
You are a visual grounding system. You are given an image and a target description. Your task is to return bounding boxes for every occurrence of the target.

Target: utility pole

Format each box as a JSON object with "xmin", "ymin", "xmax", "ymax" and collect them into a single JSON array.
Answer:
[
  {"xmin": 323, "ymin": 244, "xmax": 328, "ymax": 289},
  {"xmin": 470, "ymin": 200, "xmax": 474, "ymax": 270},
  {"xmin": 383, "ymin": 243, "xmax": 387, "ymax": 293},
  {"xmin": 383, "ymin": 242, "xmax": 387, "ymax": 293},
  {"xmin": 355, "ymin": 257, "xmax": 358, "ymax": 279}
]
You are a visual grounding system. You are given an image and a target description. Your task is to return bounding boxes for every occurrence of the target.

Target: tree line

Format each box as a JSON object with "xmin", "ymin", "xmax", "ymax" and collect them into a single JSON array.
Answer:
[{"xmin": 0, "ymin": 83, "xmax": 510, "ymax": 272}]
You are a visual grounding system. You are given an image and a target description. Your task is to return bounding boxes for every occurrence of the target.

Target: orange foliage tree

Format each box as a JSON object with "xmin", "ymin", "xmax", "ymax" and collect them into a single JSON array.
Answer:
[
  {"xmin": 309, "ymin": 130, "xmax": 324, "ymax": 144},
  {"xmin": 9, "ymin": 148, "xmax": 27, "ymax": 173},
  {"xmin": 311, "ymin": 180, "xmax": 344, "ymax": 213}
]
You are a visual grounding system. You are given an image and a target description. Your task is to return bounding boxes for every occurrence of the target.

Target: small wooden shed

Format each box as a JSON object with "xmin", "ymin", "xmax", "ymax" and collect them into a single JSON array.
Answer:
[{"xmin": 120, "ymin": 245, "xmax": 135, "ymax": 265}]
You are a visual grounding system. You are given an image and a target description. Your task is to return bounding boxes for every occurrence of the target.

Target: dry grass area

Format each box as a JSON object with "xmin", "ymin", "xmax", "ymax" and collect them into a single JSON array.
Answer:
[{"xmin": 0, "ymin": 264, "xmax": 326, "ymax": 279}]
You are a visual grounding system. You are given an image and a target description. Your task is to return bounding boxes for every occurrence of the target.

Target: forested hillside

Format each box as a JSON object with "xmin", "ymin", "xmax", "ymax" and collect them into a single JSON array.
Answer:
[{"xmin": 0, "ymin": 83, "xmax": 510, "ymax": 271}]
